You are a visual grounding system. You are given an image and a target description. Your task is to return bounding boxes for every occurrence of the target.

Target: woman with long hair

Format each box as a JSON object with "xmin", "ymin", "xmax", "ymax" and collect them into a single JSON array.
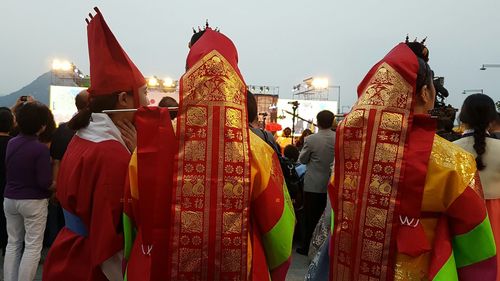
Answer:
[
  {"xmin": 296, "ymin": 128, "xmax": 312, "ymax": 151},
  {"xmin": 455, "ymin": 93, "xmax": 500, "ymax": 281}
]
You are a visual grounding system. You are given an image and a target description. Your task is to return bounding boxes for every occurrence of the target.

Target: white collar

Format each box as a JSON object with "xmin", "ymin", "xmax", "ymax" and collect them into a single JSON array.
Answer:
[{"xmin": 76, "ymin": 113, "xmax": 129, "ymax": 153}]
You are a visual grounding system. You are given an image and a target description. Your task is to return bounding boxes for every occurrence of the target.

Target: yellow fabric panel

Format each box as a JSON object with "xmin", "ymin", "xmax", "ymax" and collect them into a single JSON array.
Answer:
[
  {"xmin": 129, "ymin": 149, "xmax": 139, "ymax": 199},
  {"xmin": 421, "ymin": 135, "xmax": 476, "ymax": 212},
  {"xmin": 394, "ymin": 135, "xmax": 476, "ymax": 279},
  {"xmin": 249, "ymin": 131, "xmax": 274, "ymax": 200}
]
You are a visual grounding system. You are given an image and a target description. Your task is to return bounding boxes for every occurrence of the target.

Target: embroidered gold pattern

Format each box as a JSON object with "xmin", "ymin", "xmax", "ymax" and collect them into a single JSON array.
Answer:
[
  {"xmin": 344, "ymin": 141, "xmax": 362, "ymax": 160},
  {"xmin": 361, "ymin": 240, "xmax": 383, "ymax": 263},
  {"xmin": 224, "ymin": 142, "xmax": 244, "ymax": 162},
  {"xmin": 225, "ymin": 108, "xmax": 242, "ymax": 128},
  {"xmin": 357, "ymin": 64, "xmax": 411, "ymax": 109},
  {"xmin": 332, "ymin": 61, "xmax": 413, "ymax": 281},
  {"xmin": 430, "ymin": 135, "xmax": 475, "ymax": 187},
  {"xmin": 380, "ymin": 112, "xmax": 403, "ymax": 131},
  {"xmin": 174, "ymin": 50, "xmax": 250, "ymax": 280},
  {"xmin": 181, "ymin": 211, "xmax": 203, "ymax": 233},
  {"xmin": 223, "ymin": 212, "xmax": 242, "ymax": 234},
  {"xmin": 184, "ymin": 141, "xmax": 206, "ymax": 161},
  {"xmin": 222, "ymin": 249, "xmax": 241, "ymax": 272},
  {"xmin": 186, "ymin": 107, "xmax": 208, "ymax": 127},
  {"xmin": 374, "ymin": 143, "xmax": 398, "ymax": 162},
  {"xmin": 179, "ymin": 248, "xmax": 202, "ymax": 272},
  {"xmin": 365, "ymin": 207, "xmax": 387, "ymax": 229},
  {"xmin": 345, "ymin": 109, "xmax": 365, "ymax": 128}
]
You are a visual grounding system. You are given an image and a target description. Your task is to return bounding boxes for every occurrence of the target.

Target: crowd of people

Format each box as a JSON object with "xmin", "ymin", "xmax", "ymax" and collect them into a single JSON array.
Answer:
[{"xmin": 1, "ymin": 6, "xmax": 500, "ymax": 281}]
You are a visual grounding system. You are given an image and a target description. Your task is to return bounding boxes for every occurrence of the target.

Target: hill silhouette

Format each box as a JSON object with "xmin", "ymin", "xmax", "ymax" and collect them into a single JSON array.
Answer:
[{"xmin": 0, "ymin": 71, "xmax": 78, "ymax": 107}]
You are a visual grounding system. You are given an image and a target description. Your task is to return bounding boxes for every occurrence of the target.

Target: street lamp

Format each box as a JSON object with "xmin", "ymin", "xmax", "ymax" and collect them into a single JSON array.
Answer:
[
  {"xmin": 462, "ymin": 89, "xmax": 483, "ymax": 95},
  {"xmin": 480, "ymin": 64, "xmax": 500, "ymax": 70}
]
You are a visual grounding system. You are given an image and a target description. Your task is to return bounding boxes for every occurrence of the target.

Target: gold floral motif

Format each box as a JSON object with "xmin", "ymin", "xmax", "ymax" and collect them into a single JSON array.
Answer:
[
  {"xmin": 345, "ymin": 110, "xmax": 365, "ymax": 128},
  {"xmin": 195, "ymin": 164, "xmax": 205, "ymax": 173},
  {"xmin": 224, "ymin": 142, "xmax": 244, "ymax": 162},
  {"xmin": 185, "ymin": 141, "xmax": 206, "ymax": 161},
  {"xmin": 374, "ymin": 143, "xmax": 398, "ymax": 163},
  {"xmin": 380, "ymin": 112, "xmax": 403, "ymax": 131},
  {"xmin": 225, "ymin": 108, "xmax": 242, "ymax": 128},
  {"xmin": 365, "ymin": 207, "xmax": 387, "ymax": 229},
  {"xmin": 186, "ymin": 107, "xmax": 207, "ymax": 127},
  {"xmin": 361, "ymin": 240, "xmax": 383, "ymax": 263},
  {"xmin": 181, "ymin": 211, "xmax": 203, "ymax": 233},
  {"xmin": 344, "ymin": 141, "xmax": 362, "ymax": 160},
  {"xmin": 192, "ymin": 236, "xmax": 202, "ymax": 246},
  {"xmin": 223, "ymin": 212, "xmax": 242, "ymax": 234},
  {"xmin": 179, "ymin": 248, "xmax": 202, "ymax": 272},
  {"xmin": 221, "ymin": 249, "xmax": 241, "ymax": 272},
  {"xmin": 357, "ymin": 63, "xmax": 412, "ymax": 109}
]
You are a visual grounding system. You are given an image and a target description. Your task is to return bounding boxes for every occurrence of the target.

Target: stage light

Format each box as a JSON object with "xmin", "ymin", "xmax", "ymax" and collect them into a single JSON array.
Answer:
[
  {"xmin": 312, "ymin": 77, "xmax": 329, "ymax": 89},
  {"xmin": 148, "ymin": 77, "xmax": 159, "ymax": 87},
  {"xmin": 52, "ymin": 59, "xmax": 72, "ymax": 71},
  {"xmin": 163, "ymin": 77, "xmax": 174, "ymax": 87}
]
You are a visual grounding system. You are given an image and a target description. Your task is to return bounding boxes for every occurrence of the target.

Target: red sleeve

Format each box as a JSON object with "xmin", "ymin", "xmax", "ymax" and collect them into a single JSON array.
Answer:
[{"xmin": 89, "ymin": 141, "xmax": 130, "ymax": 266}]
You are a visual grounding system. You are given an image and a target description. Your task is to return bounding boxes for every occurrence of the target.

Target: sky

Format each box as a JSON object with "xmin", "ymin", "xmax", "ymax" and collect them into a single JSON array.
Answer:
[{"xmin": 0, "ymin": 0, "xmax": 499, "ymax": 110}]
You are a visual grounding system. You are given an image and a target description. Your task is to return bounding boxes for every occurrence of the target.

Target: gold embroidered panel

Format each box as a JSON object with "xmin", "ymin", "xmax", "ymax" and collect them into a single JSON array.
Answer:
[
  {"xmin": 332, "ymin": 62, "xmax": 413, "ymax": 281},
  {"xmin": 172, "ymin": 50, "xmax": 250, "ymax": 281}
]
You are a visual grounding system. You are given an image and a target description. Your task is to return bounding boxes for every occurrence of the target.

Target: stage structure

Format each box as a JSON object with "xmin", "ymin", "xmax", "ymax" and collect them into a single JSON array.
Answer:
[
  {"xmin": 292, "ymin": 77, "xmax": 341, "ymax": 113},
  {"xmin": 277, "ymin": 99, "xmax": 338, "ymax": 135},
  {"xmin": 51, "ymin": 59, "xmax": 90, "ymax": 88},
  {"xmin": 248, "ymin": 85, "xmax": 279, "ymax": 127}
]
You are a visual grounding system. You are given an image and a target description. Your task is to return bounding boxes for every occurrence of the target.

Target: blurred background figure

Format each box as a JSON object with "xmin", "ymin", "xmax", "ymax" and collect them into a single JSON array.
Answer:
[
  {"xmin": 247, "ymin": 91, "xmax": 281, "ymax": 154},
  {"xmin": 454, "ymin": 94, "xmax": 500, "ymax": 281},
  {"xmin": 296, "ymin": 110, "xmax": 335, "ymax": 255},
  {"xmin": 0, "ymin": 107, "xmax": 14, "ymax": 256},
  {"xmin": 490, "ymin": 112, "xmax": 500, "ymax": 139},
  {"xmin": 158, "ymin": 96, "xmax": 179, "ymax": 120},
  {"xmin": 4, "ymin": 102, "xmax": 51, "ymax": 281},
  {"xmin": 276, "ymin": 127, "xmax": 293, "ymax": 154},
  {"xmin": 295, "ymin": 129, "xmax": 312, "ymax": 151}
]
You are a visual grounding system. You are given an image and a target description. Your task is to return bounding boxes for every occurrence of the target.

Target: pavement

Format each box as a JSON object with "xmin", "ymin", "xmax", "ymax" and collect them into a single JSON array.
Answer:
[{"xmin": 0, "ymin": 247, "xmax": 310, "ymax": 281}]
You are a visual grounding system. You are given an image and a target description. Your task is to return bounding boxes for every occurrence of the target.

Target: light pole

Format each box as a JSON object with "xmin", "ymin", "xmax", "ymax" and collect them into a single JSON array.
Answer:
[
  {"xmin": 480, "ymin": 64, "xmax": 500, "ymax": 70},
  {"xmin": 329, "ymin": 85, "xmax": 341, "ymax": 114},
  {"xmin": 462, "ymin": 89, "xmax": 483, "ymax": 95}
]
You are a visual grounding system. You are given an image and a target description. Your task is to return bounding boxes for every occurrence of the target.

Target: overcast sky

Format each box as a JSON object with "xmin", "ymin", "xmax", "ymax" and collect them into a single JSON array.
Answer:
[{"xmin": 1, "ymin": 0, "xmax": 499, "ymax": 109}]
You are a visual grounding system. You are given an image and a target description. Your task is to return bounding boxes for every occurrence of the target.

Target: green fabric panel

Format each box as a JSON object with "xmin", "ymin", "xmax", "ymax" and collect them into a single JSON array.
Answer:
[
  {"xmin": 452, "ymin": 216, "xmax": 496, "ymax": 267},
  {"xmin": 432, "ymin": 253, "xmax": 459, "ymax": 281},
  {"xmin": 262, "ymin": 183, "xmax": 295, "ymax": 269},
  {"xmin": 123, "ymin": 213, "xmax": 135, "ymax": 260},
  {"xmin": 331, "ymin": 209, "xmax": 335, "ymax": 234}
]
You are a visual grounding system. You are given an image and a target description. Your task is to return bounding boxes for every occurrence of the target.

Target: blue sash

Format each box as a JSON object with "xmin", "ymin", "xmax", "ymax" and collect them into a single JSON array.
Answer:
[{"xmin": 63, "ymin": 209, "xmax": 88, "ymax": 237}]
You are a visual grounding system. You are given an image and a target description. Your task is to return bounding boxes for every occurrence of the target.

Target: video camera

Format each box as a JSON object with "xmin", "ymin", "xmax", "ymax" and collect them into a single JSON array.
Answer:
[{"xmin": 433, "ymin": 76, "xmax": 449, "ymax": 108}]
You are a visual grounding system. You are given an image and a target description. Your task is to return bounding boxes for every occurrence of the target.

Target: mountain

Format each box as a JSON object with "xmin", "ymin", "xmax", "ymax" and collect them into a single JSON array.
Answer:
[{"xmin": 0, "ymin": 71, "xmax": 78, "ymax": 107}]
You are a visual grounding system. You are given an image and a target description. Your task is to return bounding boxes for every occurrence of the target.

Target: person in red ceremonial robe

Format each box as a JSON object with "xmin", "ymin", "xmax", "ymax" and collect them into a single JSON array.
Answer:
[
  {"xmin": 43, "ymin": 7, "xmax": 149, "ymax": 281},
  {"xmin": 122, "ymin": 24, "xmax": 295, "ymax": 281},
  {"xmin": 328, "ymin": 38, "xmax": 496, "ymax": 281}
]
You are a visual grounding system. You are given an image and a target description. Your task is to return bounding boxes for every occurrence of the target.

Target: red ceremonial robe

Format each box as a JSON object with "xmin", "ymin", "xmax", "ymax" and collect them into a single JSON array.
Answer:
[{"xmin": 43, "ymin": 113, "xmax": 130, "ymax": 281}]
